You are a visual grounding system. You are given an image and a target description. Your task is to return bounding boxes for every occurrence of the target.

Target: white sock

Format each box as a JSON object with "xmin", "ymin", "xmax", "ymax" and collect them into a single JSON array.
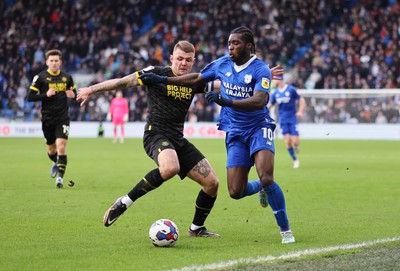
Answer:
[
  {"xmin": 121, "ymin": 195, "xmax": 133, "ymax": 207},
  {"xmin": 190, "ymin": 224, "xmax": 203, "ymax": 231}
]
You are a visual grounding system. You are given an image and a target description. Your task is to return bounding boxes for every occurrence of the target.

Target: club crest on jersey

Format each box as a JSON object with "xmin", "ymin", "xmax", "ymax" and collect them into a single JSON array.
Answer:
[
  {"xmin": 262, "ymin": 77, "xmax": 270, "ymax": 89},
  {"xmin": 244, "ymin": 74, "xmax": 252, "ymax": 84},
  {"xmin": 62, "ymin": 77, "xmax": 67, "ymax": 82}
]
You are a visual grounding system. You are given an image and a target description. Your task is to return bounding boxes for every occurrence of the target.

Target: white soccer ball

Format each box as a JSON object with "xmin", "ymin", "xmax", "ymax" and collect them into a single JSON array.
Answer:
[{"xmin": 149, "ymin": 219, "xmax": 179, "ymax": 247}]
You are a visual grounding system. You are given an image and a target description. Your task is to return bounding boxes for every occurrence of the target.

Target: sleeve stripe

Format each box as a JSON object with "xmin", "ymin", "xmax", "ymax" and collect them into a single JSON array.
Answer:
[
  {"xmin": 30, "ymin": 86, "xmax": 39, "ymax": 92},
  {"xmin": 135, "ymin": 71, "xmax": 143, "ymax": 86},
  {"xmin": 206, "ymin": 81, "xmax": 214, "ymax": 92}
]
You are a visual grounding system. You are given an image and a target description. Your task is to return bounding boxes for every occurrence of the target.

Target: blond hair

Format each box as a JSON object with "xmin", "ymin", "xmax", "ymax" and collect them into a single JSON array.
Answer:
[{"xmin": 173, "ymin": 40, "xmax": 195, "ymax": 54}]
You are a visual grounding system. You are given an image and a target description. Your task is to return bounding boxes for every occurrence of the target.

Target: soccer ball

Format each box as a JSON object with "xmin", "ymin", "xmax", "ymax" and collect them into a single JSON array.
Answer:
[{"xmin": 149, "ymin": 219, "xmax": 179, "ymax": 247}]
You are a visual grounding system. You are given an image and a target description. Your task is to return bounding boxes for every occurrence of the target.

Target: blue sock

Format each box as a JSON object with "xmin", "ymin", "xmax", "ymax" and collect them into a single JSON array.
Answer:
[
  {"xmin": 265, "ymin": 182, "xmax": 290, "ymax": 232},
  {"xmin": 240, "ymin": 180, "xmax": 262, "ymax": 198},
  {"xmin": 287, "ymin": 147, "xmax": 297, "ymax": 161}
]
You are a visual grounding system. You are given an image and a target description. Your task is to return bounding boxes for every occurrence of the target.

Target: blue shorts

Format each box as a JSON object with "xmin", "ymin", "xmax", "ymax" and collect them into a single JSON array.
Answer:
[
  {"xmin": 280, "ymin": 122, "xmax": 299, "ymax": 136},
  {"xmin": 225, "ymin": 124, "xmax": 276, "ymax": 168}
]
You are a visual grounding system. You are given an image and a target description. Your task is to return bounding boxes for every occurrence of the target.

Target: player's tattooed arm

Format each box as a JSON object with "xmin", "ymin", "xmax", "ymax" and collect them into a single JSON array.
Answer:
[
  {"xmin": 91, "ymin": 73, "xmax": 139, "ymax": 93},
  {"xmin": 77, "ymin": 73, "xmax": 140, "ymax": 106}
]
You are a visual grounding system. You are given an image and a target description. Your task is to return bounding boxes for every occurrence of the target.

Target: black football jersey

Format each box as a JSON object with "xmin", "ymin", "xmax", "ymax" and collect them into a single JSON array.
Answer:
[
  {"xmin": 138, "ymin": 66, "xmax": 206, "ymax": 138},
  {"xmin": 29, "ymin": 69, "xmax": 75, "ymax": 120}
]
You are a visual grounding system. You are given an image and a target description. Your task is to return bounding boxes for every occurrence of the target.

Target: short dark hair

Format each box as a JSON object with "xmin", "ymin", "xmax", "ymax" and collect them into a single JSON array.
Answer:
[
  {"xmin": 45, "ymin": 49, "xmax": 62, "ymax": 60},
  {"xmin": 231, "ymin": 26, "xmax": 256, "ymax": 53},
  {"xmin": 173, "ymin": 40, "xmax": 195, "ymax": 54}
]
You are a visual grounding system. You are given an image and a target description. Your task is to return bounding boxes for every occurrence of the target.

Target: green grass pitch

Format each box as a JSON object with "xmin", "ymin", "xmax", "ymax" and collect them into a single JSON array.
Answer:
[{"xmin": 0, "ymin": 138, "xmax": 399, "ymax": 271}]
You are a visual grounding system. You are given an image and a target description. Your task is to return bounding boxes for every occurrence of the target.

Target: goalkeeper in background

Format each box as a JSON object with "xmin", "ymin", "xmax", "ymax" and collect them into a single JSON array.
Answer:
[
  {"xmin": 268, "ymin": 77, "xmax": 305, "ymax": 169},
  {"xmin": 108, "ymin": 90, "xmax": 129, "ymax": 143}
]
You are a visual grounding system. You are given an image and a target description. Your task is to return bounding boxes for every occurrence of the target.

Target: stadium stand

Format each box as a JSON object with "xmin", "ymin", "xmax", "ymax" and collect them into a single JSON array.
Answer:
[{"xmin": 0, "ymin": 0, "xmax": 399, "ymax": 123}]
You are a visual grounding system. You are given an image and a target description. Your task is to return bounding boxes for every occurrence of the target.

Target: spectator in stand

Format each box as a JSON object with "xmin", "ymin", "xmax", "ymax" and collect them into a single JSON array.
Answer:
[{"xmin": 0, "ymin": 0, "xmax": 399, "ymax": 123}]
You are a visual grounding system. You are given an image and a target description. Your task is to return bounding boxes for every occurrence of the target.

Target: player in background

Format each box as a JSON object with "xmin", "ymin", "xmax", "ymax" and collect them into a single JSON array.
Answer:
[
  {"xmin": 139, "ymin": 27, "xmax": 295, "ymax": 244},
  {"xmin": 268, "ymin": 77, "xmax": 305, "ymax": 168},
  {"xmin": 108, "ymin": 90, "xmax": 129, "ymax": 143},
  {"xmin": 27, "ymin": 49, "xmax": 76, "ymax": 188}
]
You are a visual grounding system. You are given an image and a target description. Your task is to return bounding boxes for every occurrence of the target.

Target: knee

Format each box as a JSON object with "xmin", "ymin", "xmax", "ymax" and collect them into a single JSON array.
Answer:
[
  {"xmin": 228, "ymin": 187, "xmax": 243, "ymax": 200},
  {"xmin": 260, "ymin": 174, "xmax": 274, "ymax": 187},
  {"xmin": 159, "ymin": 164, "xmax": 180, "ymax": 180},
  {"xmin": 48, "ymin": 145, "xmax": 57, "ymax": 154},
  {"xmin": 203, "ymin": 177, "xmax": 219, "ymax": 197}
]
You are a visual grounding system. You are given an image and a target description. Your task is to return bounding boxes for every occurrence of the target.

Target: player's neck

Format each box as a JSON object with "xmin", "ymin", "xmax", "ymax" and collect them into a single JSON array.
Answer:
[{"xmin": 236, "ymin": 54, "xmax": 253, "ymax": 66}]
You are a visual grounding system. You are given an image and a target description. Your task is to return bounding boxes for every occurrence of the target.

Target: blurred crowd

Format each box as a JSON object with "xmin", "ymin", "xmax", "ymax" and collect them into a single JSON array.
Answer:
[{"xmin": 1, "ymin": 0, "xmax": 399, "ymax": 124}]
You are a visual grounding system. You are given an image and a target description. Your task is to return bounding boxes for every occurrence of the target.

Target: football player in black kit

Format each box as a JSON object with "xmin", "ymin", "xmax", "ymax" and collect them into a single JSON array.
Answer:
[
  {"xmin": 27, "ymin": 49, "xmax": 76, "ymax": 189},
  {"xmin": 77, "ymin": 41, "xmax": 220, "ymax": 237}
]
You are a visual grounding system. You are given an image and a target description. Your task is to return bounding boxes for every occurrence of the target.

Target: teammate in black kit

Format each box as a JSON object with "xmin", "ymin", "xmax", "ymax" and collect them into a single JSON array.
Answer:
[
  {"xmin": 77, "ymin": 41, "xmax": 220, "ymax": 237},
  {"xmin": 27, "ymin": 49, "xmax": 76, "ymax": 188}
]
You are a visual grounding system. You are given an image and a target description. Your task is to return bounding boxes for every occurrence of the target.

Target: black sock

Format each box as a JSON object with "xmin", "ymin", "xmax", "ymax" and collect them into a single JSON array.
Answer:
[
  {"xmin": 192, "ymin": 190, "xmax": 216, "ymax": 227},
  {"xmin": 57, "ymin": 155, "xmax": 67, "ymax": 178},
  {"xmin": 48, "ymin": 152, "xmax": 57, "ymax": 163},
  {"xmin": 128, "ymin": 168, "xmax": 164, "ymax": 202}
]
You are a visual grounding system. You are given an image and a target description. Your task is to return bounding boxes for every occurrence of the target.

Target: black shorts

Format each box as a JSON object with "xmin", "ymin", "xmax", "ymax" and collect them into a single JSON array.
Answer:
[
  {"xmin": 42, "ymin": 117, "xmax": 70, "ymax": 145},
  {"xmin": 143, "ymin": 130, "xmax": 205, "ymax": 179}
]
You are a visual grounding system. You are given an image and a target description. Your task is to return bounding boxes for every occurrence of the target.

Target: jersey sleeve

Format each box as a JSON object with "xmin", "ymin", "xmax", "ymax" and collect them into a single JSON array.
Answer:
[
  {"xmin": 67, "ymin": 74, "xmax": 77, "ymax": 98},
  {"xmin": 136, "ymin": 66, "xmax": 163, "ymax": 86},
  {"xmin": 200, "ymin": 59, "xmax": 219, "ymax": 82},
  {"xmin": 123, "ymin": 98, "xmax": 129, "ymax": 115},
  {"xmin": 27, "ymin": 74, "xmax": 47, "ymax": 101},
  {"xmin": 29, "ymin": 74, "xmax": 43, "ymax": 92},
  {"xmin": 293, "ymin": 87, "xmax": 301, "ymax": 100},
  {"xmin": 254, "ymin": 63, "xmax": 271, "ymax": 94}
]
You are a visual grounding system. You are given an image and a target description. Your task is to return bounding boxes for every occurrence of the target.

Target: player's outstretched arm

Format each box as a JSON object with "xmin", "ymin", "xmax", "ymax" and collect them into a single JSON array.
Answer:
[
  {"xmin": 206, "ymin": 90, "xmax": 268, "ymax": 110},
  {"xmin": 139, "ymin": 72, "xmax": 205, "ymax": 87},
  {"xmin": 77, "ymin": 73, "xmax": 139, "ymax": 106}
]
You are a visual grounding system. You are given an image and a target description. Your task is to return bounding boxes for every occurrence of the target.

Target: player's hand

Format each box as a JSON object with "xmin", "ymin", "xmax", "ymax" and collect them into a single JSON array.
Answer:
[
  {"xmin": 106, "ymin": 113, "xmax": 112, "ymax": 121},
  {"xmin": 296, "ymin": 112, "xmax": 303, "ymax": 119},
  {"xmin": 76, "ymin": 87, "xmax": 92, "ymax": 106},
  {"xmin": 46, "ymin": 87, "xmax": 56, "ymax": 97},
  {"xmin": 139, "ymin": 73, "xmax": 167, "ymax": 85},
  {"xmin": 66, "ymin": 87, "xmax": 75, "ymax": 99},
  {"xmin": 123, "ymin": 114, "xmax": 128, "ymax": 123},
  {"xmin": 205, "ymin": 91, "xmax": 233, "ymax": 107},
  {"xmin": 270, "ymin": 65, "xmax": 284, "ymax": 80}
]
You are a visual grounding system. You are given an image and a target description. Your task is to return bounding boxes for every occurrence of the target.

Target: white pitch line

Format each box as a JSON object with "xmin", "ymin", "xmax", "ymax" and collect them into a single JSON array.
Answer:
[{"xmin": 167, "ymin": 237, "xmax": 400, "ymax": 271}]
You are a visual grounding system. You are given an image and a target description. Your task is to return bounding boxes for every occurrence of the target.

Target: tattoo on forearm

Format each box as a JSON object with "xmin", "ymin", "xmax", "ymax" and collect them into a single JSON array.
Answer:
[
  {"xmin": 193, "ymin": 159, "xmax": 210, "ymax": 178},
  {"xmin": 90, "ymin": 74, "xmax": 137, "ymax": 93}
]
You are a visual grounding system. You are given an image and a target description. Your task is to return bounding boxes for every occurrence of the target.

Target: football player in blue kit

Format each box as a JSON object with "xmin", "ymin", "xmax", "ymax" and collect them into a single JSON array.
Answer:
[
  {"xmin": 269, "ymin": 78, "xmax": 305, "ymax": 168},
  {"xmin": 140, "ymin": 26, "xmax": 295, "ymax": 244}
]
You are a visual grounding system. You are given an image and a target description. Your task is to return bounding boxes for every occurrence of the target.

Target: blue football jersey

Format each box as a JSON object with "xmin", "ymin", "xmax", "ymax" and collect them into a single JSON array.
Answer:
[
  {"xmin": 270, "ymin": 84, "xmax": 301, "ymax": 124},
  {"xmin": 201, "ymin": 55, "xmax": 273, "ymax": 132}
]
